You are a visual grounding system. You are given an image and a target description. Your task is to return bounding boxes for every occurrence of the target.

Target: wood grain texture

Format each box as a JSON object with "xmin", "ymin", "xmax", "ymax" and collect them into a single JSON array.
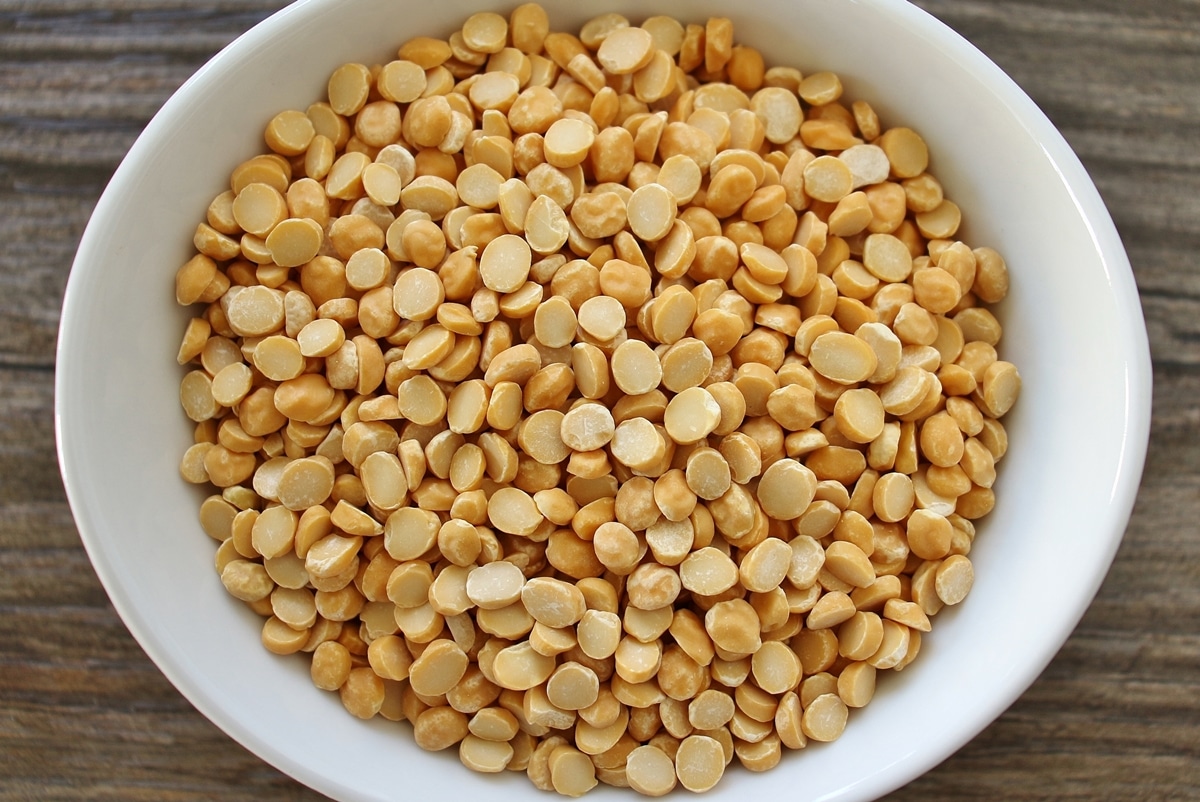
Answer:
[{"xmin": 1, "ymin": 0, "xmax": 1197, "ymax": 799}]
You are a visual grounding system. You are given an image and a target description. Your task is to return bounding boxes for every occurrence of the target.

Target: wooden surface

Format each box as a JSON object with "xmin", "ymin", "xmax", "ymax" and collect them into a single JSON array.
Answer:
[{"xmin": 2, "ymin": 1, "xmax": 1197, "ymax": 799}]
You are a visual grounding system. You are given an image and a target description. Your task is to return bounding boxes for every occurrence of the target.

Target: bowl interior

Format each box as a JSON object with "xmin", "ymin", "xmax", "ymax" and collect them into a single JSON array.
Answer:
[{"xmin": 56, "ymin": 0, "xmax": 1151, "ymax": 800}]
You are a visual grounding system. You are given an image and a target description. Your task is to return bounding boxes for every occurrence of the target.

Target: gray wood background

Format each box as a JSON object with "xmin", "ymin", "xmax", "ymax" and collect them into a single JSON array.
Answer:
[{"xmin": 2, "ymin": 0, "xmax": 1196, "ymax": 799}]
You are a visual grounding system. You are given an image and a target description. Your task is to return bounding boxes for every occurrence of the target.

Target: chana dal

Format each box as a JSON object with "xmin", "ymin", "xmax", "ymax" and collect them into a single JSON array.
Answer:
[{"xmin": 176, "ymin": 4, "xmax": 1019, "ymax": 796}]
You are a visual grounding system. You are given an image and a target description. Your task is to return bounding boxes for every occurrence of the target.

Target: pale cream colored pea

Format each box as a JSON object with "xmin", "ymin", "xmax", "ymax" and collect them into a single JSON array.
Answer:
[
  {"xmin": 548, "ymin": 745, "xmax": 598, "ymax": 798},
  {"xmin": 384, "ymin": 506, "xmax": 439, "ymax": 561},
  {"xmin": 873, "ymin": 471, "xmax": 915, "ymax": 522},
  {"xmin": 756, "ymin": 458, "xmax": 818, "ymax": 521},
  {"xmin": 328, "ymin": 499, "xmax": 381, "ymax": 538},
  {"xmin": 435, "ymin": 521, "xmax": 480, "ymax": 574},
  {"xmin": 492, "ymin": 641, "xmax": 557, "ymax": 692},
  {"xmin": 387, "ymin": 561, "xmax": 433, "ymax": 610},
  {"xmin": 824, "ymin": 541, "xmax": 876, "ymax": 589},
  {"xmin": 684, "ymin": 448, "xmax": 731, "ymax": 502},
  {"xmin": 264, "ymin": 108, "xmax": 314, "ymax": 157},
  {"xmin": 861, "ymin": 232, "xmax": 913, "ymax": 283},
  {"xmin": 375, "ymin": 143, "xmax": 416, "ymax": 189},
  {"xmin": 883, "ymin": 598, "xmax": 933, "ymax": 633},
  {"xmin": 625, "ymin": 745, "xmax": 677, "ymax": 797},
  {"xmin": 610, "ymin": 417, "xmax": 667, "ymax": 472},
  {"xmin": 632, "ymin": 47, "xmax": 677, "ymax": 104},
  {"xmin": 224, "ymin": 285, "xmax": 286, "ymax": 339},
  {"xmin": 809, "ymin": 331, "xmax": 878, "ymax": 385},
  {"xmin": 878, "ymin": 126, "xmax": 929, "ymax": 178},
  {"xmin": 576, "ymin": 609, "xmax": 622, "ymax": 663},
  {"xmin": 455, "ymin": 163, "xmax": 504, "ymax": 211},
  {"xmin": 972, "ymin": 246, "xmax": 1010, "ymax": 303},
  {"xmin": 834, "ymin": 388, "xmax": 886, "ymax": 444},
  {"xmin": 750, "ymin": 640, "xmax": 802, "ymax": 695},
  {"xmin": 357, "ymin": 161, "xmax": 402, "ymax": 208},
  {"xmin": 399, "ymin": 174, "xmax": 458, "ymax": 219},
  {"xmin": 639, "ymin": 14, "xmax": 683, "ymax": 54},
  {"xmin": 400, "ymin": 219, "xmax": 447, "ymax": 270},
  {"xmin": 265, "ymin": 217, "xmax": 323, "ymax": 268},
  {"xmin": 310, "ymin": 640, "xmax": 352, "ymax": 691},
  {"xmin": 592, "ymin": 520, "xmax": 641, "ymax": 575},
  {"xmin": 907, "ymin": 508, "xmax": 953, "ymax": 560},
  {"xmin": 295, "ymin": 318, "xmax": 344, "ymax": 359},
  {"xmin": 467, "ymin": 706, "xmax": 520, "ymax": 743},
  {"xmin": 659, "ymin": 386, "xmax": 721, "ymax": 445},
  {"xmin": 334, "ymin": 665, "xmax": 384, "ymax": 718},
  {"xmin": 704, "ymin": 598, "xmax": 760, "ymax": 655},
  {"xmin": 488, "ymin": 486, "xmax": 544, "ymax": 536},
  {"xmin": 544, "ymin": 117, "xmax": 596, "ymax": 169},
  {"xmin": 595, "ymin": 27, "xmax": 653, "ymax": 77},
  {"xmin": 681, "ymin": 547, "xmax": 734, "ymax": 597},
  {"xmin": 524, "ymin": 194, "xmax": 571, "ymax": 255},
  {"xmin": 626, "ymin": 563, "xmax": 682, "ymax": 612},
  {"xmin": 688, "ymin": 689, "xmax": 735, "ymax": 731},
  {"xmin": 802, "ymin": 156, "xmax": 853, "ymax": 203},
  {"xmin": 520, "ymin": 578, "xmax": 585, "ymax": 629},
  {"xmin": 936, "ymin": 554, "xmax": 975, "ymax": 605},
  {"xmin": 327, "ymin": 62, "xmax": 371, "ymax": 116},
  {"xmin": 220, "ymin": 559, "xmax": 274, "ymax": 602},
  {"xmin": 533, "ymin": 296, "xmax": 577, "ymax": 349},
  {"xmin": 232, "ymin": 182, "xmax": 287, "ymax": 237},
  {"xmin": 462, "ymin": 11, "xmax": 508, "ymax": 53},
  {"xmin": 839, "ymin": 143, "xmax": 891, "ymax": 188},
  {"xmin": 409, "ymin": 639, "xmax": 469, "ymax": 697},
  {"xmin": 750, "ymin": 86, "xmax": 803, "ymax": 145},
  {"xmin": 465, "ymin": 560, "xmax": 525, "ymax": 610},
  {"xmin": 393, "ymin": 267, "xmax": 444, "ymax": 321},
  {"xmin": 277, "ymin": 456, "xmax": 335, "ymax": 511},
  {"xmin": 377, "ymin": 59, "xmax": 427, "ymax": 105},
  {"xmin": 517, "ymin": 409, "xmax": 569, "ymax": 464},
  {"xmin": 796, "ymin": 69, "xmax": 841, "ymax": 105},
  {"xmin": 413, "ymin": 705, "xmax": 469, "ymax": 752},
  {"xmin": 179, "ymin": 442, "xmax": 212, "ymax": 484},
  {"xmin": 395, "ymin": 375, "xmax": 447, "ymax": 426},
  {"xmin": 568, "ymin": 192, "xmax": 626, "ymax": 241},
  {"xmin": 868, "ymin": 619, "xmax": 913, "ymax": 669},
  {"xmin": 626, "ymin": 183, "xmax": 677, "ymax": 242},
  {"xmin": 546, "ymin": 661, "xmax": 600, "ymax": 711},
  {"xmin": 479, "ymin": 234, "xmax": 532, "ymax": 293},
  {"xmin": 980, "ymin": 360, "xmax": 1021, "ymax": 418},
  {"xmin": 801, "ymin": 693, "xmax": 848, "ymax": 742},
  {"xmin": 674, "ymin": 734, "xmax": 726, "ymax": 792},
  {"xmin": 806, "ymin": 590, "xmax": 856, "ymax": 630},
  {"xmin": 651, "ymin": 155, "xmax": 702, "ymax": 208},
  {"xmin": 250, "ymin": 505, "xmax": 296, "ymax": 560},
  {"xmin": 210, "ymin": 361, "xmax": 253, "ymax": 408},
  {"xmin": 572, "ymin": 342, "xmax": 610, "ymax": 400},
  {"xmin": 636, "ymin": 515, "xmax": 688, "ymax": 566},
  {"xmin": 856, "ymin": 321, "xmax": 903, "ymax": 384},
  {"xmin": 179, "ymin": 369, "xmax": 219, "ymax": 423},
  {"xmin": 608, "ymin": 339, "xmax": 660, "ymax": 396},
  {"xmin": 459, "ymin": 734, "xmax": 514, "ymax": 773},
  {"xmin": 560, "ymin": 403, "xmax": 615, "ymax": 452},
  {"xmin": 739, "ymin": 537, "xmax": 793, "ymax": 594}
]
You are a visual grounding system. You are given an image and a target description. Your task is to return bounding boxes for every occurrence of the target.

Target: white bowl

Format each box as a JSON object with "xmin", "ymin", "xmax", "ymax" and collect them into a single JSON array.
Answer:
[{"xmin": 56, "ymin": 0, "xmax": 1152, "ymax": 799}]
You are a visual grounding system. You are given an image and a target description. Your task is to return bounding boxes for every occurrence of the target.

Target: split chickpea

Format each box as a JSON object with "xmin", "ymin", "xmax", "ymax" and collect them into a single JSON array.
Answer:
[{"xmin": 176, "ymin": 5, "xmax": 1018, "ymax": 798}]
